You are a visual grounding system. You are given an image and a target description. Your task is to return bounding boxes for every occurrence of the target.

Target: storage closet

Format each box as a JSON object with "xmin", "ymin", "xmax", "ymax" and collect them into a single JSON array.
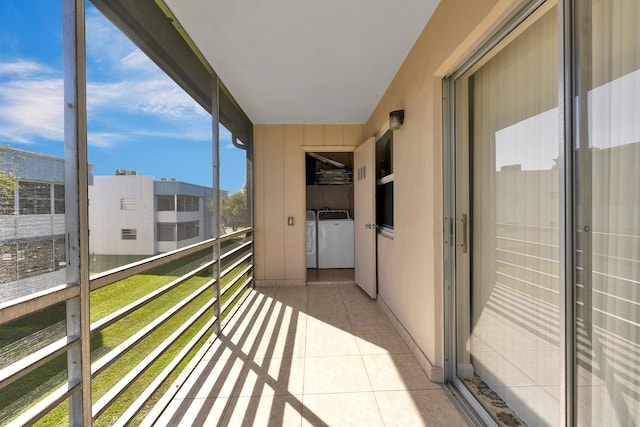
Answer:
[
  {"xmin": 305, "ymin": 152, "xmax": 355, "ymax": 282},
  {"xmin": 305, "ymin": 152, "xmax": 353, "ymax": 215}
]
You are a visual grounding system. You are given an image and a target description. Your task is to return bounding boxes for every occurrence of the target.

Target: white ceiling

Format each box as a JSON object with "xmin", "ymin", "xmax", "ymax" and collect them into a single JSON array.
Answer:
[{"xmin": 163, "ymin": 0, "xmax": 439, "ymax": 124}]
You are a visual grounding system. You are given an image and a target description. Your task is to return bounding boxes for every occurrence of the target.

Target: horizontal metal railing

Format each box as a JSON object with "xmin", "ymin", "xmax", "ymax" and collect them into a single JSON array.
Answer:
[
  {"xmin": 90, "ymin": 237, "xmax": 217, "ymax": 291},
  {"xmin": 113, "ymin": 313, "xmax": 219, "ymax": 427},
  {"xmin": 8, "ymin": 380, "xmax": 81, "ymax": 427},
  {"xmin": 1, "ymin": 227, "xmax": 254, "ymax": 426},
  {"xmin": 90, "ymin": 279, "xmax": 216, "ymax": 378},
  {"xmin": 0, "ymin": 284, "xmax": 79, "ymax": 326},
  {"xmin": 88, "ymin": 229, "xmax": 254, "ymax": 425},
  {"xmin": 139, "ymin": 278, "xmax": 254, "ymax": 427},
  {"xmin": 92, "ymin": 296, "xmax": 218, "ymax": 419},
  {"xmin": 90, "ymin": 260, "xmax": 216, "ymax": 335},
  {"xmin": 0, "ymin": 335, "xmax": 77, "ymax": 390},
  {"xmin": 221, "ymin": 276, "xmax": 253, "ymax": 318}
]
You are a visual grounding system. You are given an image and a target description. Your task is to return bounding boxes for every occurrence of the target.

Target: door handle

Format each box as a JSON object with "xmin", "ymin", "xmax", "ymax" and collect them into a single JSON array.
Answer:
[
  {"xmin": 365, "ymin": 223, "xmax": 376, "ymax": 229},
  {"xmin": 457, "ymin": 214, "xmax": 468, "ymax": 254}
]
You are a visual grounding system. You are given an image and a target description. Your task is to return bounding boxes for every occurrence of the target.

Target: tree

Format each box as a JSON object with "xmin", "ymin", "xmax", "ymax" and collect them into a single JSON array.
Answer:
[
  {"xmin": 221, "ymin": 187, "xmax": 248, "ymax": 232},
  {"xmin": 0, "ymin": 145, "xmax": 19, "ymax": 213}
]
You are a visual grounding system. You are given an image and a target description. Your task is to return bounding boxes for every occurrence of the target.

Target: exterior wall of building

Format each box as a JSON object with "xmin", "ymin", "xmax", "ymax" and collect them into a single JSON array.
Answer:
[
  {"xmin": 0, "ymin": 148, "xmax": 94, "ymax": 283},
  {"xmin": 0, "ymin": 150, "xmax": 66, "ymax": 242},
  {"xmin": 154, "ymin": 180, "xmax": 213, "ymax": 253},
  {"xmin": 155, "ymin": 210, "xmax": 205, "ymax": 253},
  {"xmin": 88, "ymin": 176, "xmax": 214, "ymax": 256},
  {"xmin": 88, "ymin": 175, "xmax": 156, "ymax": 256},
  {"xmin": 364, "ymin": 0, "xmax": 519, "ymax": 372},
  {"xmin": 252, "ymin": 0, "xmax": 521, "ymax": 373},
  {"xmin": 253, "ymin": 124, "xmax": 364, "ymax": 285},
  {"xmin": 1, "ymin": 214, "xmax": 65, "ymax": 241}
]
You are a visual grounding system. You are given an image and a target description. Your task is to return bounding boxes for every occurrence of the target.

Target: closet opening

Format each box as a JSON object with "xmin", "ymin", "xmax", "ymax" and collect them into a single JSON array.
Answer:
[{"xmin": 305, "ymin": 151, "xmax": 355, "ymax": 284}]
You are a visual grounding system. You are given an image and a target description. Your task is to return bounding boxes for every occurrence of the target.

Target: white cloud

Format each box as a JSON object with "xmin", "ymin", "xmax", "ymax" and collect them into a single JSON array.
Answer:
[
  {"xmin": 0, "ymin": 70, "xmax": 209, "ymax": 147},
  {"xmin": 120, "ymin": 49, "xmax": 155, "ymax": 72},
  {"xmin": 85, "ymin": 8, "xmax": 138, "ymax": 71},
  {"xmin": 87, "ymin": 78, "xmax": 206, "ymax": 119},
  {"xmin": 0, "ymin": 77, "xmax": 63, "ymax": 144},
  {"xmin": 87, "ymin": 132, "xmax": 123, "ymax": 148},
  {"xmin": 0, "ymin": 6, "xmax": 209, "ymax": 148},
  {"xmin": 0, "ymin": 69, "xmax": 207, "ymax": 147},
  {"xmin": 133, "ymin": 127, "xmax": 212, "ymax": 141},
  {"xmin": 87, "ymin": 126, "xmax": 212, "ymax": 149},
  {"xmin": 85, "ymin": 7, "xmax": 164, "ymax": 78},
  {"xmin": 0, "ymin": 61, "xmax": 52, "ymax": 77}
]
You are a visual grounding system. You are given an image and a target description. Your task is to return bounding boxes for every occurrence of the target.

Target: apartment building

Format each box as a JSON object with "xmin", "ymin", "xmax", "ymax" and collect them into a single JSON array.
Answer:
[
  {"xmin": 0, "ymin": 148, "xmax": 215, "ymax": 282},
  {"xmin": 0, "ymin": 148, "xmax": 94, "ymax": 283},
  {"xmin": 88, "ymin": 172, "xmax": 215, "ymax": 256}
]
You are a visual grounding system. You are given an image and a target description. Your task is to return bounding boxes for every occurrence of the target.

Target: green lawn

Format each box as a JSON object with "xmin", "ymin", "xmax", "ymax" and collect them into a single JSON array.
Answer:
[{"xmin": 1, "ymin": 246, "xmax": 251, "ymax": 426}]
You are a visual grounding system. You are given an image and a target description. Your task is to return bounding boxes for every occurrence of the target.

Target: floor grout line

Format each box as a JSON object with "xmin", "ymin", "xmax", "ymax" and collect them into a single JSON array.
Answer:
[{"xmin": 158, "ymin": 284, "xmax": 470, "ymax": 426}]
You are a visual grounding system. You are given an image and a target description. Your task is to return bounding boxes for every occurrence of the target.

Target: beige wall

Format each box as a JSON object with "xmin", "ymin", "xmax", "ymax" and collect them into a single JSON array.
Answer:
[
  {"xmin": 363, "ymin": 0, "xmax": 521, "ymax": 371},
  {"xmin": 253, "ymin": 0, "xmax": 521, "ymax": 374},
  {"xmin": 254, "ymin": 124, "xmax": 363, "ymax": 286}
]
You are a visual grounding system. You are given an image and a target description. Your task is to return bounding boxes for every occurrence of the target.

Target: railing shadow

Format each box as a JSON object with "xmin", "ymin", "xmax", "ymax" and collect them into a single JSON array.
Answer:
[
  {"xmin": 471, "ymin": 275, "xmax": 640, "ymax": 426},
  {"xmin": 160, "ymin": 288, "xmax": 327, "ymax": 426},
  {"xmin": 156, "ymin": 283, "xmax": 453, "ymax": 426}
]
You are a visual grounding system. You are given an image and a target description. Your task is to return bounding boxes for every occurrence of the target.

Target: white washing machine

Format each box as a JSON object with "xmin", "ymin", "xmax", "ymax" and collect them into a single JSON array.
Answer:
[
  {"xmin": 306, "ymin": 210, "xmax": 317, "ymax": 268},
  {"xmin": 317, "ymin": 210, "xmax": 354, "ymax": 269}
]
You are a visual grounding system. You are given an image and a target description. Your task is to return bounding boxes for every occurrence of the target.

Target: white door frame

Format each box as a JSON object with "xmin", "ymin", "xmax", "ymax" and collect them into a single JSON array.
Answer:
[{"xmin": 302, "ymin": 145, "xmax": 357, "ymax": 276}]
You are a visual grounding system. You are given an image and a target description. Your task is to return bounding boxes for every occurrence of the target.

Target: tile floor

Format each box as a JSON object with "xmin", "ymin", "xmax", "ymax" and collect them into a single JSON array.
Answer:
[
  {"xmin": 306, "ymin": 268, "xmax": 354, "ymax": 284},
  {"xmin": 154, "ymin": 283, "xmax": 470, "ymax": 426}
]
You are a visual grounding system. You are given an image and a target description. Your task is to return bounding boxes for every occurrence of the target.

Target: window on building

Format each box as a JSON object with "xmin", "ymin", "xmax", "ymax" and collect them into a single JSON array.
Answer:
[
  {"xmin": 376, "ymin": 130, "xmax": 393, "ymax": 231},
  {"xmin": 377, "ymin": 180, "xmax": 394, "ymax": 229},
  {"xmin": 120, "ymin": 197, "xmax": 137, "ymax": 210},
  {"xmin": 19, "ymin": 239, "xmax": 54, "ymax": 276},
  {"xmin": 177, "ymin": 221, "xmax": 199, "ymax": 241},
  {"xmin": 177, "ymin": 195, "xmax": 199, "ymax": 212},
  {"xmin": 54, "ymin": 237, "xmax": 65, "ymax": 268},
  {"xmin": 54, "ymin": 184, "xmax": 65, "ymax": 214},
  {"xmin": 157, "ymin": 223, "xmax": 175, "ymax": 241},
  {"xmin": 121, "ymin": 229, "xmax": 137, "ymax": 240},
  {"xmin": 19, "ymin": 181, "xmax": 51, "ymax": 215},
  {"xmin": 0, "ymin": 188, "xmax": 15, "ymax": 215},
  {"xmin": 157, "ymin": 195, "xmax": 175, "ymax": 211},
  {"xmin": 0, "ymin": 236, "xmax": 67, "ymax": 298}
]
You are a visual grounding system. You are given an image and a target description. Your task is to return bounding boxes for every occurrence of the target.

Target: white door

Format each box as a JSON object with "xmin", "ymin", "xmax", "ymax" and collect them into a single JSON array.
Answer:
[{"xmin": 354, "ymin": 137, "xmax": 376, "ymax": 298}]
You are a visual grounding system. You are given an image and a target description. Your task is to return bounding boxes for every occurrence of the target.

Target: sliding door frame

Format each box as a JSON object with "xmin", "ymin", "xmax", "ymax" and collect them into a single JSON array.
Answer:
[
  {"xmin": 560, "ymin": 0, "xmax": 576, "ymax": 425},
  {"xmin": 443, "ymin": 1, "xmax": 574, "ymax": 426}
]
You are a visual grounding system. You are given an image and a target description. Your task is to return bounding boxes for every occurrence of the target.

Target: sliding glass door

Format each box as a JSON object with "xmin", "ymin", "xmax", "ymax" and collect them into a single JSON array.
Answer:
[
  {"xmin": 453, "ymin": 3, "xmax": 561, "ymax": 425},
  {"xmin": 447, "ymin": 0, "xmax": 640, "ymax": 425},
  {"xmin": 574, "ymin": 0, "xmax": 640, "ymax": 425}
]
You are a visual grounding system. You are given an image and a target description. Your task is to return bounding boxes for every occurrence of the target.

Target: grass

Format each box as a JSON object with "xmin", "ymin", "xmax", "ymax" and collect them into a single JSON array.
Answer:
[
  {"xmin": 0, "ymin": 304, "xmax": 68, "ymax": 425},
  {"xmin": 0, "ymin": 305, "xmax": 66, "ymax": 351},
  {"xmin": 2, "ymin": 244, "xmax": 251, "ymax": 426}
]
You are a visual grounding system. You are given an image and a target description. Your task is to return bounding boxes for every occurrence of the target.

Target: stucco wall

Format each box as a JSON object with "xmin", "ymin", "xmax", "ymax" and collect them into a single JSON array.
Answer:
[
  {"xmin": 88, "ymin": 175, "xmax": 156, "ymax": 255},
  {"xmin": 253, "ymin": 0, "xmax": 521, "ymax": 372},
  {"xmin": 253, "ymin": 125, "xmax": 363, "ymax": 286},
  {"xmin": 364, "ymin": 0, "xmax": 520, "ymax": 370}
]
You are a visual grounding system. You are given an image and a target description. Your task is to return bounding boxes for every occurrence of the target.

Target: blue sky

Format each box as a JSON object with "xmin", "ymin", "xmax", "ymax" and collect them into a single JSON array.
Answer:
[{"xmin": 0, "ymin": 1, "xmax": 246, "ymax": 192}]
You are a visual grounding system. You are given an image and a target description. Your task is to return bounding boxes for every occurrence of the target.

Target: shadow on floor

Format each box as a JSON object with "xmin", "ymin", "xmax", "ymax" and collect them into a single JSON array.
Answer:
[{"xmin": 154, "ymin": 284, "xmax": 469, "ymax": 426}]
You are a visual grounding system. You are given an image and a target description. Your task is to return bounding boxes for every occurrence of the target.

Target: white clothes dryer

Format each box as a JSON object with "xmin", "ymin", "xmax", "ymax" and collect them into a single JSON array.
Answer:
[
  {"xmin": 317, "ymin": 210, "xmax": 354, "ymax": 269},
  {"xmin": 306, "ymin": 210, "xmax": 317, "ymax": 268}
]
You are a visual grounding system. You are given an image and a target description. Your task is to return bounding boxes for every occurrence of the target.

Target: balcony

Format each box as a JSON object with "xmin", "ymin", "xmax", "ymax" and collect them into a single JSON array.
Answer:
[
  {"xmin": 2, "ymin": 0, "xmax": 639, "ymax": 425},
  {"xmin": 0, "ymin": 230, "xmax": 255, "ymax": 426},
  {"xmin": 0, "ymin": 230, "xmax": 468, "ymax": 425},
  {"xmin": 150, "ymin": 284, "xmax": 468, "ymax": 426}
]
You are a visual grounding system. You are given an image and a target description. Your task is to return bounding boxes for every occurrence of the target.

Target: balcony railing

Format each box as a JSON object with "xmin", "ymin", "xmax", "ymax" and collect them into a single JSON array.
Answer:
[{"xmin": 0, "ymin": 227, "xmax": 254, "ymax": 426}]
